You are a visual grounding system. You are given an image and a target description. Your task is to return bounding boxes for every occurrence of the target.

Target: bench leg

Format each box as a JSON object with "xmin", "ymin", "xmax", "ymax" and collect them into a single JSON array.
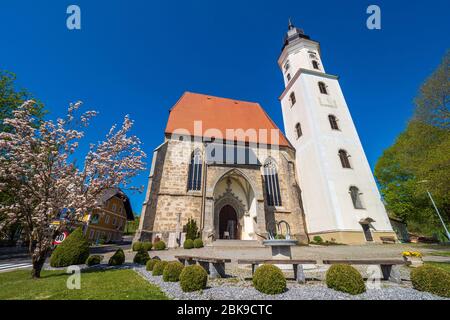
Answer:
[
  {"xmin": 178, "ymin": 258, "xmax": 187, "ymax": 266},
  {"xmin": 381, "ymin": 265, "xmax": 402, "ymax": 284},
  {"xmin": 294, "ymin": 264, "xmax": 305, "ymax": 284},
  {"xmin": 198, "ymin": 261, "xmax": 210, "ymax": 274},
  {"xmin": 251, "ymin": 264, "xmax": 256, "ymax": 276},
  {"xmin": 187, "ymin": 259, "xmax": 196, "ymax": 266},
  {"xmin": 210, "ymin": 262, "xmax": 226, "ymax": 279}
]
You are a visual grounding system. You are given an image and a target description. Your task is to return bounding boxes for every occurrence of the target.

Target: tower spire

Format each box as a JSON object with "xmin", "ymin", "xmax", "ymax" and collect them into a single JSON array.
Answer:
[{"xmin": 288, "ymin": 18, "xmax": 294, "ymax": 30}]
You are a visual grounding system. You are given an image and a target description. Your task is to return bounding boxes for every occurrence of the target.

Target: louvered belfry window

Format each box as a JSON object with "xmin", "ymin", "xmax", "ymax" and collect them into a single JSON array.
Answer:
[{"xmin": 187, "ymin": 149, "xmax": 202, "ymax": 191}]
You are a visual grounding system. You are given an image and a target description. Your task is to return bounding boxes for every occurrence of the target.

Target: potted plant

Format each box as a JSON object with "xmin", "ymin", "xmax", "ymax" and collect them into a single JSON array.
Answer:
[{"xmin": 402, "ymin": 251, "xmax": 423, "ymax": 267}]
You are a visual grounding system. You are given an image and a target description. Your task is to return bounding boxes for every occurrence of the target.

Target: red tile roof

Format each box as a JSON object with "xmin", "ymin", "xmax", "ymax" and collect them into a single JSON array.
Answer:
[{"xmin": 165, "ymin": 92, "xmax": 290, "ymax": 147}]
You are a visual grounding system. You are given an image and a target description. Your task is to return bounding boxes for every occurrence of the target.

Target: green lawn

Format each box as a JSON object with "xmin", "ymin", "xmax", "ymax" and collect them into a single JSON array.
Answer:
[
  {"xmin": 428, "ymin": 251, "xmax": 450, "ymax": 257},
  {"xmin": 425, "ymin": 262, "xmax": 450, "ymax": 273},
  {"xmin": 0, "ymin": 268, "xmax": 168, "ymax": 300}
]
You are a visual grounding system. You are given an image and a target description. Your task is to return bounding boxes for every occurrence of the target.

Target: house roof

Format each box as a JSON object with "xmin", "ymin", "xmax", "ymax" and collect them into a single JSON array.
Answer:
[
  {"xmin": 165, "ymin": 92, "xmax": 291, "ymax": 147},
  {"xmin": 97, "ymin": 188, "xmax": 134, "ymax": 221}
]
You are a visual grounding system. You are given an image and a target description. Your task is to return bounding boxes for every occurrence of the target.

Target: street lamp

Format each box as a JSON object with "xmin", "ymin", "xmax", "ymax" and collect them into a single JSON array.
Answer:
[{"xmin": 418, "ymin": 180, "xmax": 450, "ymax": 241}]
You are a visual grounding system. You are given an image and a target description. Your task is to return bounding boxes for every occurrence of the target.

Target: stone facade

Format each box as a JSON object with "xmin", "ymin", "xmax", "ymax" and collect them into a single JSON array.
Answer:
[{"xmin": 135, "ymin": 136, "xmax": 309, "ymax": 245}]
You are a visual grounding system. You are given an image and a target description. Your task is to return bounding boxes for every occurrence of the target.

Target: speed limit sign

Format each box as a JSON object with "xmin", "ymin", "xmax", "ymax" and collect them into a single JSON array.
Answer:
[{"xmin": 53, "ymin": 231, "xmax": 69, "ymax": 245}]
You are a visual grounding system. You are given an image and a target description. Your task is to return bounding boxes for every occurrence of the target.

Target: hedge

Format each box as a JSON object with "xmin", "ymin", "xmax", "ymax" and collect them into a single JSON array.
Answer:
[
  {"xmin": 154, "ymin": 241, "xmax": 166, "ymax": 251},
  {"xmin": 132, "ymin": 241, "xmax": 143, "ymax": 252},
  {"xmin": 325, "ymin": 264, "xmax": 366, "ymax": 295},
  {"xmin": 86, "ymin": 255, "xmax": 103, "ymax": 266},
  {"xmin": 152, "ymin": 261, "xmax": 169, "ymax": 276},
  {"xmin": 108, "ymin": 248, "xmax": 125, "ymax": 266},
  {"xmin": 146, "ymin": 259, "xmax": 159, "ymax": 271},
  {"xmin": 133, "ymin": 249, "xmax": 150, "ymax": 265},
  {"xmin": 142, "ymin": 241, "xmax": 153, "ymax": 251},
  {"xmin": 411, "ymin": 265, "xmax": 450, "ymax": 298},
  {"xmin": 163, "ymin": 261, "xmax": 184, "ymax": 282},
  {"xmin": 179, "ymin": 265, "xmax": 208, "ymax": 292},
  {"xmin": 183, "ymin": 239, "xmax": 194, "ymax": 249},
  {"xmin": 50, "ymin": 228, "xmax": 90, "ymax": 267},
  {"xmin": 193, "ymin": 238, "xmax": 204, "ymax": 248},
  {"xmin": 252, "ymin": 264, "xmax": 286, "ymax": 295}
]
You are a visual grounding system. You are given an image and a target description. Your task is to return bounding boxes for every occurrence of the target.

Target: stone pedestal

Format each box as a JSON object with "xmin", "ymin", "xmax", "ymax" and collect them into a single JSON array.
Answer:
[
  {"xmin": 263, "ymin": 239, "xmax": 297, "ymax": 270},
  {"xmin": 270, "ymin": 245, "xmax": 293, "ymax": 260}
]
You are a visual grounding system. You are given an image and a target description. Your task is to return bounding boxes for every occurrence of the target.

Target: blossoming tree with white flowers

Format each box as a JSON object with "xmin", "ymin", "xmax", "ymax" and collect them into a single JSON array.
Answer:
[{"xmin": 0, "ymin": 101, "xmax": 146, "ymax": 278}]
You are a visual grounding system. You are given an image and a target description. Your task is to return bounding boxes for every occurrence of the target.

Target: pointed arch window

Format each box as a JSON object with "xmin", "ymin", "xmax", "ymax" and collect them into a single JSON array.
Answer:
[
  {"xmin": 187, "ymin": 149, "xmax": 202, "ymax": 191},
  {"xmin": 318, "ymin": 82, "xmax": 328, "ymax": 94},
  {"xmin": 264, "ymin": 159, "xmax": 282, "ymax": 207},
  {"xmin": 328, "ymin": 115, "xmax": 339, "ymax": 130},
  {"xmin": 295, "ymin": 123, "xmax": 302, "ymax": 139},
  {"xmin": 349, "ymin": 186, "xmax": 364, "ymax": 209},
  {"xmin": 338, "ymin": 149, "xmax": 351, "ymax": 169},
  {"xmin": 312, "ymin": 60, "xmax": 319, "ymax": 70}
]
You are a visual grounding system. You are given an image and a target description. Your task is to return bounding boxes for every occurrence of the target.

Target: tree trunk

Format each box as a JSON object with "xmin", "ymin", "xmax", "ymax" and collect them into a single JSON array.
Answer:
[{"xmin": 31, "ymin": 247, "xmax": 49, "ymax": 279}]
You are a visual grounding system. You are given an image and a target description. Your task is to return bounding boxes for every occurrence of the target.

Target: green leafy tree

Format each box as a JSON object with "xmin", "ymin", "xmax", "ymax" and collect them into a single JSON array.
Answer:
[
  {"xmin": 0, "ymin": 71, "xmax": 45, "ymax": 132},
  {"xmin": 125, "ymin": 213, "xmax": 139, "ymax": 235},
  {"xmin": 375, "ymin": 52, "xmax": 450, "ymax": 238},
  {"xmin": 185, "ymin": 218, "xmax": 199, "ymax": 240}
]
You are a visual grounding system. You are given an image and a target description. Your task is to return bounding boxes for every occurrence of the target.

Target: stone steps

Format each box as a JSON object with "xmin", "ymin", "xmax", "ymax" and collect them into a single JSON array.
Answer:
[{"xmin": 208, "ymin": 240, "xmax": 265, "ymax": 248}]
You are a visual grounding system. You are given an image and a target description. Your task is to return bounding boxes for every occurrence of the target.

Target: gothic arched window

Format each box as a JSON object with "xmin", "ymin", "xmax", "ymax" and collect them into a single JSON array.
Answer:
[
  {"xmin": 318, "ymin": 82, "xmax": 328, "ymax": 94},
  {"xmin": 349, "ymin": 186, "xmax": 364, "ymax": 209},
  {"xmin": 338, "ymin": 149, "xmax": 351, "ymax": 169},
  {"xmin": 312, "ymin": 60, "xmax": 319, "ymax": 70},
  {"xmin": 295, "ymin": 123, "xmax": 302, "ymax": 139},
  {"xmin": 264, "ymin": 159, "xmax": 282, "ymax": 207},
  {"xmin": 187, "ymin": 149, "xmax": 202, "ymax": 191},
  {"xmin": 328, "ymin": 115, "xmax": 339, "ymax": 130}
]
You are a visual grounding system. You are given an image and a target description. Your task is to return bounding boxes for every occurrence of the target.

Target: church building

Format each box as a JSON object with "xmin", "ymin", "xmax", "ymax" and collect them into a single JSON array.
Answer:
[{"xmin": 135, "ymin": 22, "xmax": 397, "ymax": 245}]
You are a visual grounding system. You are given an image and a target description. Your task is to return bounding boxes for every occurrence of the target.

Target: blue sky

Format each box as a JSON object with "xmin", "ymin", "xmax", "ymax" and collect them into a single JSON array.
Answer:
[{"xmin": 0, "ymin": 0, "xmax": 449, "ymax": 214}]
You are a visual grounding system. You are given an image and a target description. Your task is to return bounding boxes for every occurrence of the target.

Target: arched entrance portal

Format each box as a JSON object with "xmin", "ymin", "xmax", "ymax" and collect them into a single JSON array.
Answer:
[
  {"xmin": 212, "ymin": 169, "xmax": 259, "ymax": 240},
  {"xmin": 219, "ymin": 205, "xmax": 240, "ymax": 239}
]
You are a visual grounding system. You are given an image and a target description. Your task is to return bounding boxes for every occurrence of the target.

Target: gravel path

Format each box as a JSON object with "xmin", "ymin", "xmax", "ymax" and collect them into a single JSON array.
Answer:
[{"xmin": 134, "ymin": 266, "xmax": 447, "ymax": 300}]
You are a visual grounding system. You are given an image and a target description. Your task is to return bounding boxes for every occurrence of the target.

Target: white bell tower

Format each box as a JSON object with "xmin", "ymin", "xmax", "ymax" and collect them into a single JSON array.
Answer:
[{"xmin": 278, "ymin": 21, "xmax": 396, "ymax": 244}]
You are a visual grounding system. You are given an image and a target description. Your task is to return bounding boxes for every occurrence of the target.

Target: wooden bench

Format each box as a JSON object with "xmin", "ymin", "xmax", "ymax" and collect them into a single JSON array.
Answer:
[
  {"xmin": 380, "ymin": 237, "xmax": 396, "ymax": 244},
  {"xmin": 237, "ymin": 259, "xmax": 317, "ymax": 284},
  {"xmin": 175, "ymin": 255, "xmax": 231, "ymax": 279},
  {"xmin": 322, "ymin": 259, "xmax": 408, "ymax": 284}
]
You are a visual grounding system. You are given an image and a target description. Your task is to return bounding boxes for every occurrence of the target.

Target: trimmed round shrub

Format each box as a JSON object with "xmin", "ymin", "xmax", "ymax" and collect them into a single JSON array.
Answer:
[
  {"xmin": 132, "ymin": 241, "xmax": 143, "ymax": 252},
  {"xmin": 152, "ymin": 261, "xmax": 169, "ymax": 276},
  {"xmin": 146, "ymin": 259, "xmax": 159, "ymax": 271},
  {"xmin": 133, "ymin": 249, "xmax": 150, "ymax": 265},
  {"xmin": 183, "ymin": 239, "xmax": 194, "ymax": 249},
  {"xmin": 142, "ymin": 241, "xmax": 153, "ymax": 251},
  {"xmin": 193, "ymin": 238, "xmax": 204, "ymax": 248},
  {"xmin": 163, "ymin": 261, "xmax": 184, "ymax": 282},
  {"xmin": 108, "ymin": 248, "xmax": 125, "ymax": 266},
  {"xmin": 86, "ymin": 255, "xmax": 103, "ymax": 266},
  {"xmin": 326, "ymin": 264, "xmax": 366, "ymax": 295},
  {"xmin": 154, "ymin": 241, "xmax": 166, "ymax": 251},
  {"xmin": 312, "ymin": 236, "xmax": 324, "ymax": 244},
  {"xmin": 50, "ymin": 227, "xmax": 90, "ymax": 267},
  {"xmin": 253, "ymin": 264, "xmax": 286, "ymax": 295},
  {"xmin": 179, "ymin": 265, "xmax": 208, "ymax": 292},
  {"xmin": 411, "ymin": 265, "xmax": 450, "ymax": 298}
]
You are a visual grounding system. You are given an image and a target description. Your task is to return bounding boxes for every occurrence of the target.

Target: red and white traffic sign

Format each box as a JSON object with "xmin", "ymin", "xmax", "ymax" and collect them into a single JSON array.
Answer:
[{"xmin": 53, "ymin": 231, "xmax": 69, "ymax": 245}]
